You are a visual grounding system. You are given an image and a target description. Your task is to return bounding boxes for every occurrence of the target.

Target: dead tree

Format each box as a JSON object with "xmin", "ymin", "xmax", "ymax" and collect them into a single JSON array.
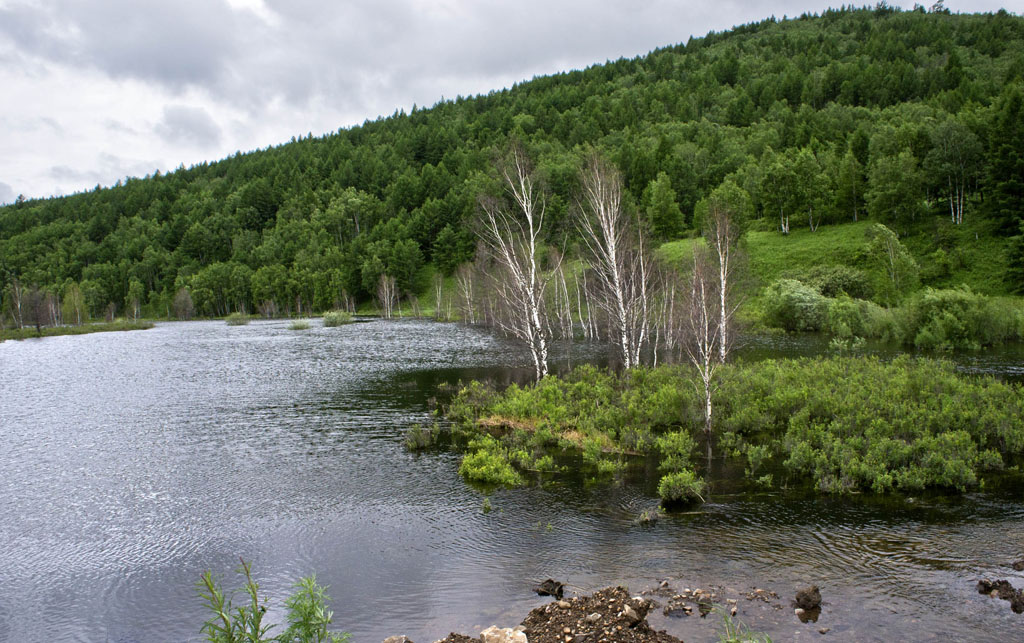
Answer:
[
  {"xmin": 478, "ymin": 144, "xmax": 554, "ymax": 381},
  {"xmin": 576, "ymin": 154, "xmax": 653, "ymax": 369},
  {"xmin": 680, "ymin": 248, "xmax": 722, "ymax": 462}
]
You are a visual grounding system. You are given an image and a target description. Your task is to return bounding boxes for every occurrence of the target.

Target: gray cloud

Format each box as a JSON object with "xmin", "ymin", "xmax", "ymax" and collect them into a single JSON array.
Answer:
[
  {"xmin": 155, "ymin": 105, "xmax": 222, "ymax": 147},
  {"xmin": 0, "ymin": 0, "xmax": 242, "ymax": 89},
  {"xmin": 1, "ymin": 0, "xmax": 1016, "ymax": 200},
  {"xmin": 0, "ymin": 181, "xmax": 15, "ymax": 205}
]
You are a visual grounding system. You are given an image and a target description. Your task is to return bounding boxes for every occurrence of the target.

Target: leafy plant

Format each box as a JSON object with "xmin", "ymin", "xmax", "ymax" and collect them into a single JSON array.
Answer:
[{"xmin": 198, "ymin": 560, "xmax": 349, "ymax": 643}]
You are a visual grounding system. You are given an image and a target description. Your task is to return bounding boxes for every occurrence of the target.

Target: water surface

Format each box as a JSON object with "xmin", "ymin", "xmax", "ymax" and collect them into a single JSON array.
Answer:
[{"xmin": 0, "ymin": 320, "xmax": 1021, "ymax": 642}]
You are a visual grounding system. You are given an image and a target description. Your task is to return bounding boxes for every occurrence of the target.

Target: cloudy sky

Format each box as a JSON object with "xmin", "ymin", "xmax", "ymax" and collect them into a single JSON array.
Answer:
[{"xmin": 0, "ymin": 0, "xmax": 1014, "ymax": 203}]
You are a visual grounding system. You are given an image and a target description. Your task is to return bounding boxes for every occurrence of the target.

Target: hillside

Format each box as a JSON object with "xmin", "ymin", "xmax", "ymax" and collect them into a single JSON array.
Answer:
[{"xmin": 2, "ymin": 5, "xmax": 1023, "ymax": 322}]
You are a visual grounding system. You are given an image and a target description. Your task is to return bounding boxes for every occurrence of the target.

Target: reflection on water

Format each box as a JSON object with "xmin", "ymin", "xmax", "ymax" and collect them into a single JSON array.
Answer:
[{"xmin": 0, "ymin": 320, "xmax": 1022, "ymax": 642}]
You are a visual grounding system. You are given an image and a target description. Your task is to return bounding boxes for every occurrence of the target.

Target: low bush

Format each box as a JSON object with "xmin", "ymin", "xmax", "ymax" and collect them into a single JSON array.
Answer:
[
  {"xmin": 322, "ymin": 311, "xmax": 353, "ymax": 327},
  {"xmin": 225, "ymin": 313, "xmax": 249, "ymax": 326},
  {"xmin": 458, "ymin": 436, "xmax": 522, "ymax": 487},
  {"xmin": 762, "ymin": 279, "xmax": 829, "ymax": 332},
  {"xmin": 289, "ymin": 320, "xmax": 311, "ymax": 330},
  {"xmin": 895, "ymin": 286, "xmax": 1023, "ymax": 350},
  {"xmin": 658, "ymin": 469, "xmax": 706, "ymax": 505}
]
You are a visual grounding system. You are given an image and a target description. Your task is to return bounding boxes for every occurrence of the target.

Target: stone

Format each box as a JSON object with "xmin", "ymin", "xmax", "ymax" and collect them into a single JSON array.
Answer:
[
  {"xmin": 795, "ymin": 585, "xmax": 822, "ymax": 610},
  {"xmin": 1013, "ymin": 560, "xmax": 1024, "ymax": 572},
  {"xmin": 557, "ymin": 600, "xmax": 571, "ymax": 609},
  {"xmin": 383, "ymin": 637, "xmax": 414, "ymax": 643},
  {"xmin": 795, "ymin": 608, "xmax": 806, "ymax": 617},
  {"xmin": 621, "ymin": 604, "xmax": 641, "ymax": 626},
  {"xmin": 535, "ymin": 579, "xmax": 565, "ymax": 599},
  {"xmin": 819, "ymin": 627, "xmax": 831, "ymax": 635},
  {"xmin": 480, "ymin": 626, "xmax": 528, "ymax": 643},
  {"xmin": 585, "ymin": 612, "xmax": 601, "ymax": 623}
]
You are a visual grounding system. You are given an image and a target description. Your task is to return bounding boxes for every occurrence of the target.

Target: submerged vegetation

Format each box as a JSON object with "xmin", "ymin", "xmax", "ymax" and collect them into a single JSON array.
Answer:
[{"xmin": 446, "ymin": 358, "xmax": 1024, "ymax": 498}]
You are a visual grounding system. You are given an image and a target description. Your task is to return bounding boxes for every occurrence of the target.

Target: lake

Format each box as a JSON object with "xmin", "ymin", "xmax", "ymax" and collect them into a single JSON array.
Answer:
[{"xmin": 0, "ymin": 319, "xmax": 1022, "ymax": 642}]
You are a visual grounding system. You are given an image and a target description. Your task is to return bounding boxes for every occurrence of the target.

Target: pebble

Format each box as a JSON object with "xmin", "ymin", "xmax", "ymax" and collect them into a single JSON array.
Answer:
[
  {"xmin": 586, "ymin": 613, "xmax": 602, "ymax": 623},
  {"xmin": 795, "ymin": 608, "xmax": 806, "ymax": 616},
  {"xmin": 558, "ymin": 600, "xmax": 571, "ymax": 609},
  {"xmin": 819, "ymin": 627, "xmax": 831, "ymax": 635},
  {"xmin": 563, "ymin": 627, "xmax": 571, "ymax": 634}
]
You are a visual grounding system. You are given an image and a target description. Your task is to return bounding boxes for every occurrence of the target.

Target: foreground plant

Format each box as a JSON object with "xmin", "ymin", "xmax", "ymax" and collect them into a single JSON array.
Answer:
[{"xmin": 199, "ymin": 559, "xmax": 349, "ymax": 643}]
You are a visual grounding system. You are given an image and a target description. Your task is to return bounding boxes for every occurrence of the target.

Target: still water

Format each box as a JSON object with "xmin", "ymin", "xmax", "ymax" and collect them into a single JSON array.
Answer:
[{"xmin": 0, "ymin": 320, "xmax": 1022, "ymax": 642}]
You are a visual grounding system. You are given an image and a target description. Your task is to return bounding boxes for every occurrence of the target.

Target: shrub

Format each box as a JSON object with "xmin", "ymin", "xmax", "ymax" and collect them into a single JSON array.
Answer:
[
  {"xmin": 803, "ymin": 264, "xmax": 873, "ymax": 300},
  {"xmin": 322, "ymin": 311, "xmax": 353, "ymax": 327},
  {"xmin": 225, "ymin": 313, "xmax": 249, "ymax": 326},
  {"xmin": 896, "ymin": 287, "xmax": 1023, "ymax": 350},
  {"xmin": 658, "ymin": 469, "xmax": 706, "ymax": 506},
  {"xmin": 289, "ymin": 320, "xmax": 311, "ymax": 330},
  {"xmin": 763, "ymin": 279, "xmax": 829, "ymax": 332},
  {"xmin": 458, "ymin": 436, "xmax": 522, "ymax": 487}
]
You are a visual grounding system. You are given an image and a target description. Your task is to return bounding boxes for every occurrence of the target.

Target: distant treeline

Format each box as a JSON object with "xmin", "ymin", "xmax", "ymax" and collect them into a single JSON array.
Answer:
[{"xmin": 2, "ymin": 5, "xmax": 1024, "ymax": 325}]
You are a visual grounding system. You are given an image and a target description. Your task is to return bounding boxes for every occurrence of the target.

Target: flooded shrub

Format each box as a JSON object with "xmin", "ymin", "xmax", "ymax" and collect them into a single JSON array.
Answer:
[
  {"xmin": 322, "ymin": 310, "xmax": 353, "ymax": 327},
  {"xmin": 896, "ymin": 287, "xmax": 1023, "ymax": 350},
  {"xmin": 658, "ymin": 469, "xmax": 706, "ymax": 505},
  {"xmin": 289, "ymin": 319, "xmax": 311, "ymax": 330},
  {"xmin": 404, "ymin": 423, "xmax": 435, "ymax": 451},
  {"xmin": 225, "ymin": 312, "xmax": 249, "ymax": 326},
  {"xmin": 458, "ymin": 436, "xmax": 522, "ymax": 487}
]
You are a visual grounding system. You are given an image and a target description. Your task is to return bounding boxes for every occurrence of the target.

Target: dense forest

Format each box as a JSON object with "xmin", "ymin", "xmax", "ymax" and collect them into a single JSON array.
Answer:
[{"xmin": 2, "ymin": 4, "xmax": 1023, "ymax": 325}]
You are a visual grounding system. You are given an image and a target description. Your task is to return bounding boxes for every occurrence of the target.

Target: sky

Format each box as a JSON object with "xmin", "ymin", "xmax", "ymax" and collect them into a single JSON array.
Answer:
[{"xmin": 0, "ymin": 0, "xmax": 1016, "ymax": 204}]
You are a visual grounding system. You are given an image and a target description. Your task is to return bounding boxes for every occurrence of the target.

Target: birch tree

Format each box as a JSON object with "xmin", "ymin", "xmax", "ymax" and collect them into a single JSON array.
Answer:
[
  {"xmin": 702, "ymin": 188, "xmax": 745, "ymax": 364},
  {"xmin": 575, "ymin": 154, "xmax": 653, "ymax": 370},
  {"xmin": 924, "ymin": 119, "xmax": 981, "ymax": 225},
  {"xmin": 680, "ymin": 248, "xmax": 722, "ymax": 462},
  {"xmin": 478, "ymin": 144, "xmax": 554, "ymax": 381}
]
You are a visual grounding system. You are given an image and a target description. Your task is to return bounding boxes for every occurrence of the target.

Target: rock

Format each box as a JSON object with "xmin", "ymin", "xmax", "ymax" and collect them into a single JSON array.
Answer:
[
  {"xmin": 383, "ymin": 637, "xmax": 414, "ymax": 643},
  {"xmin": 1013, "ymin": 560, "xmax": 1024, "ymax": 571},
  {"xmin": 795, "ymin": 585, "xmax": 822, "ymax": 610},
  {"xmin": 480, "ymin": 625, "xmax": 527, "ymax": 643},
  {"xmin": 622, "ymin": 604, "xmax": 641, "ymax": 626},
  {"xmin": 535, "ymin": 579, "xmax": 565, "ymax": 599},
  {"xmin": 585, "ymin": 612, "xmax": 601, "ymax": 623},
  {"xmin": 660, "ymin": 580, "xmax": 670, "ymax": 588},
  {"xmin": 795, "ymin": 608, "xmax": 806, "ymax": 617},
  {"xmin": 819, "ymin": 627, "xmax": 831, "ymax": 635},
  {"xmin": 557, "ymin": 600, "xmax": 571, "ymax": 609}
]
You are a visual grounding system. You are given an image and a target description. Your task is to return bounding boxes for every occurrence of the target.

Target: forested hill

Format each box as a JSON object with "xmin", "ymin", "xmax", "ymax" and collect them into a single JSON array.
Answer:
[{"xmin": 2, "ymin": 5, "xmax": 1024, "ymax": 319}]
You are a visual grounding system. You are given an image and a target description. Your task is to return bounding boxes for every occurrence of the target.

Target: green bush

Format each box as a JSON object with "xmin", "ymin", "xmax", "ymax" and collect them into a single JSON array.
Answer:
[
  {"xmin": 658, "ymin": 469, "xmax": 706, "ymax": 505},
  {"xmin": 895, "ymin": 287, "xmax": 1023, "ymax": 350},
  {"xmin": 802, "ymin": 264, "xmax": 873, "ymax": 300},
  {"xmin": 322, "ymin": 311, "xmax": 353, "ymax": 327},
  {"xmin": 289, "ymin": 320, "xmax": 311, "ymax": 330},
  {"xmin": 763, "ymin": 279, "xmax": 829, "ymax": 332},
  {"xmin": 458, "ymin": 436, "xmax": 522, "ymax": 486},
  {"xmin": 225, "ymin": 313, "xmax": 249, "ymax": 326}
]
